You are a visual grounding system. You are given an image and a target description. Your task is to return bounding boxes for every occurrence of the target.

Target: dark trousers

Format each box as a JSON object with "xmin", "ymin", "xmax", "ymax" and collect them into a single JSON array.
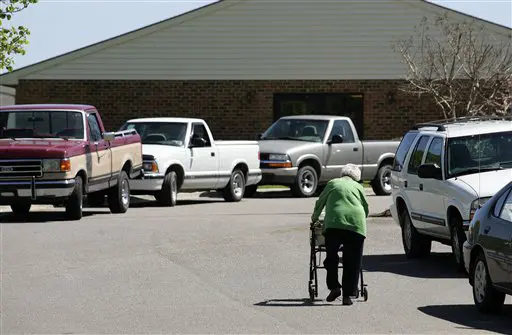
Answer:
[{"xmin": 323, "ymin": 228, "xmax": 365, "ymax": 296}]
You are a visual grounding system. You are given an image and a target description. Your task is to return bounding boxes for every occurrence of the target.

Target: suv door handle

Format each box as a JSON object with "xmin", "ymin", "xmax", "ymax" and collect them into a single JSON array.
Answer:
[
  {"xmin": 404, "ymin": 181, "xmax": 408, "ymax": 188},
  {"xmin": 419, "ymin": 184, "xmax": 423, "ymax": 191},
  {"xmin": 211, "ymin": 152, "xmax": 215, "ymax": 157},
  {"xmin": 353, "ymin": 147, "xmax": 359, "ymax": 152}
]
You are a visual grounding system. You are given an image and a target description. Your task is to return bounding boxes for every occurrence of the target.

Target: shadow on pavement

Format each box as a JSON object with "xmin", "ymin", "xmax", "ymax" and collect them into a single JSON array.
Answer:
[
  {"xmin": 363, "ymin": 253, "xmax": 467, "ymax": 279},
  {"xmin": 254, "ymin": 298, "xmax": 341, "ymax": 307},
  {"xmin": 0, "ymin": 210, "xmax": 108, "ymax": 223},
  {"xmin": 128, "ymin": 198, "xmax": 224, "ymax": 208},
  {"xmin": 418, "ymin": 304, "xmax": 512, "ymax": 334}
]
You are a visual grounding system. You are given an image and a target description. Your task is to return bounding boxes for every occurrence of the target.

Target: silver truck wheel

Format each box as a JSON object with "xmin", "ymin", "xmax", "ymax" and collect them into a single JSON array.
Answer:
[
  {"xmin": 291, "ymin": 166, "xmax": 318, "ymax": 198},
  {"xmin": 371, "ymin": 164, "xmax": 392, "ymax": 196}
]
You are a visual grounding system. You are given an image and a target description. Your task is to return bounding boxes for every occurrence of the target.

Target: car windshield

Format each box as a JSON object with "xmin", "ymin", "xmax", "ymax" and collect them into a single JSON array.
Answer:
[
  {"xmin": 0, "ymin": 110, "xmax": 85, "ymax": 140},
  {"xmin": 260, "ymin": 119, "xmax": 329, "ymax": 143},
  {"xmin": 447, "ymin": 130, "xmax": 512, "ymax": 178},
  {"xmin": 121, "ymin": 122, "xmax": 188, "ymax": 147}
]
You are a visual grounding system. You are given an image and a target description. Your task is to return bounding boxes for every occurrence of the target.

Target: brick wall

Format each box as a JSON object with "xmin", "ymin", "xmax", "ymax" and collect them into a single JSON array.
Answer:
[{"xmin": 15, "ymin": 79, "xmax": 443, "ymax": 140}]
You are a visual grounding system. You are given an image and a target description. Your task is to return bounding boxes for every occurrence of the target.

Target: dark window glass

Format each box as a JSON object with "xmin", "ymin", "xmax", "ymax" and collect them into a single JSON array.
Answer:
[
  {"xmin": 328, "ymin": 120, "xmax": 355, "ymax": 143},
  {"xmin": 408, "ymin": 135, "xmax": 430, "ymax": 175},
  {"xmin": 392, "ymin": 131, "xmax": 419, "ymax": 172},
  {"xmin": 87, "ymin": 114, "xmax": 102, "ymax": 142},
  {"xmin": 425, "ymin": 137, "xmax": 444, "ymax": 167}
]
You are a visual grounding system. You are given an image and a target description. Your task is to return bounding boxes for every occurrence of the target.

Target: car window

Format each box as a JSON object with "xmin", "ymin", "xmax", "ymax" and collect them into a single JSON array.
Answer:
[
  {"xmin": 497, "ymin": 189, "xmax": 512, "ymax": 223},
  {"xmin": 191, "ymin": 123, "xmax": 212, "ymax": 147},
  {"xmin": 407, "ymin": 135, "xmax": 430, "ymax": 175},
  {"xmin": 328, "ymin": 120, "xmax": 355, "ymax": 143},
  {"xmin": 424, "ymin": 137, "xmax": 443, "ymax": 167},
  {"xmin": 493, "ymin": 189, "xmax": 510, "ymax": 218},
  {"xmin": 87, "ymin": 113, "xmax": 102, "ymax": 142},
  {"xmin": 392, "ymin": 131, "xmax": 418, "ymax": 172}
]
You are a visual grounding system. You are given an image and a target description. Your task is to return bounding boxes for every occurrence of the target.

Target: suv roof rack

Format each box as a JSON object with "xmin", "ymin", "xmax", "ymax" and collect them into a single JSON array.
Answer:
[{"xmin": 411, "ymin": 114, "xmax": 512, "ymax": 132}]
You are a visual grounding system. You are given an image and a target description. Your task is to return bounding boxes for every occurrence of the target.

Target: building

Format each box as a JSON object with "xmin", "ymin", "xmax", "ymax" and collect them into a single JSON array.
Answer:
[
  {"xmin": 0, "ymin": 85, "xmax": 15, "ymax": 106},
  {"xmin": 0, "ymin": 0, "xmax": 510, "ymax": 140}
]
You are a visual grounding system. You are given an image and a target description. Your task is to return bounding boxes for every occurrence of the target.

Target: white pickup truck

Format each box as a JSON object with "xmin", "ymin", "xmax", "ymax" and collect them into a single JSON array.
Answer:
[{"xmin": 119, "ymin": 117, "xmax": 262, "ymax": 206}]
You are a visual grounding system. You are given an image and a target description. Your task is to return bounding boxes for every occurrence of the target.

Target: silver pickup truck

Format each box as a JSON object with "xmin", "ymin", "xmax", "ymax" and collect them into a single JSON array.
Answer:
[{"xmin": 249, "ymin": 115, "xmax": 400, "ymax": 197}]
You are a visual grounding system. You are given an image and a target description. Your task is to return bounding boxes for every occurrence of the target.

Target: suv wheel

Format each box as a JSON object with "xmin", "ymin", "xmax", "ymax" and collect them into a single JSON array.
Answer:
[
  {"xmin": 450, "ymin": 215, "xmax": 467, "ymax": 272},
  {"xmin": 472, "ymin": 251, "xmax": 505, "ymax": 313},
  {"xmin": 401, "ymin": 209, "xmax": 431, "ymax": 258},
  {"xmin": 291, "ymin": 166, "xmax": 318, "ymax": 197}
]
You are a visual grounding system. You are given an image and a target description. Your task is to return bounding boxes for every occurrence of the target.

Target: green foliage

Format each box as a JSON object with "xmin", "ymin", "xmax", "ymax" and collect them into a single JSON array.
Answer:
[{"xmin": 1, "ymin": 0, "xmax": 38, "ymax": 72}]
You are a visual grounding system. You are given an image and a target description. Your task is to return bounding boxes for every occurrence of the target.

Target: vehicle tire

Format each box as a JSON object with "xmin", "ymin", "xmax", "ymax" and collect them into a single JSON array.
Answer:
[
  {"xmin": 472, "ymin": 251, "xmax": 506, "ymax": 314},
  {"xmin": 108, "ymin": 171, "xmax": 130, "ymax": 214},
  {"xmin": 156, "ymin": 171, "xmax": 178, "ymax": 207},
  {"xmin": 11, "ymin": 202, "xmax": 31, "ymax": 217},
  {"xmin": 66, "ymin": 176, "xmax": 83, "ymax": 220},
  {"xmin": 87, "ymin": 192, "xmax": 105, "ymax": 207},
  {"xmin": 291, "ymin": 165, "xmax": 318, "ymax": 198},
  {"xmin": 401, "ymin": 209, "xmax": 431, "ymax": 258},
  {"xmin": 222, "ymin": 169, "xmax": 245, "ymax": 202},
  {"xmin": 371, "ymin": 163, "xmax": 393, "ymax": 196},
  {"xmin": 450, "ymin": 215, "xmax": 467, "ymax": 273},
  {"xmin": 244, "ymin": 184, "xmax": 258, "ymax": 198}
]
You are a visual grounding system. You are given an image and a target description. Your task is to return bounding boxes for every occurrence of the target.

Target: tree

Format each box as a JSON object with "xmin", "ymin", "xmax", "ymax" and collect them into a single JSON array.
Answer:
[
  {"xmin": 394, "ymin": 13, "xmax": 512, "ymax": 120},
  {"xmin": 1, "ymin": 0, "xmax": 38, "ymax": 73}
]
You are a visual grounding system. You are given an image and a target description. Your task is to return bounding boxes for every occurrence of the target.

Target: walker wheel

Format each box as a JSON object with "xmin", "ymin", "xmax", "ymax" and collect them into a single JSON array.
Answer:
[
  {"xmin": 308, "ymin": 281, "xmax": 315, "ymax": 301},
  {"xmin": 363, "ymin": 287, "xmax": 368, "ymax": 302}
]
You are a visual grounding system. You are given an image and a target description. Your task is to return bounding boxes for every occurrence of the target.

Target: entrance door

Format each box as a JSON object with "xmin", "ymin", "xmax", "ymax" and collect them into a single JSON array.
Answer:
[{"xmin": 273, "ymin": 93, "xmax": 364, "ymax": 139}]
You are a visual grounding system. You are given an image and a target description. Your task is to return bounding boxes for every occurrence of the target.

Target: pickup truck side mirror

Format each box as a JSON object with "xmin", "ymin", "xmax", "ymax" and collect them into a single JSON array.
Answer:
[
  {"xmin": 190, "ymin": 136, "xmax": 207, "ymax": 148},
  {"xmin": 103, "ymin": 132, "xmax": 115, "ymax": 142},
  {"xmin": 418, "ymin": 163, "xmax": 442, "ymax": 180},
  {"xmin": 328, "ymin": 134, "xmax": 344, "ymax": 145}
]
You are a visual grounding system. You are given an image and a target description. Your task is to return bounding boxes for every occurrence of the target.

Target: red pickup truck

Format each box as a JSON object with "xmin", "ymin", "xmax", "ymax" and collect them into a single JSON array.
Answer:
[{"xmin": 0, "ymin": 104, "xmax": 143, "ymax": 220}]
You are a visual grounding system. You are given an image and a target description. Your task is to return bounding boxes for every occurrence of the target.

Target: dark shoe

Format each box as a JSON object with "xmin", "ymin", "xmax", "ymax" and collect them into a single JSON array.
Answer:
[
  {"xmin": 342, "ymin": 296, "xmax": 353, "ymax": 305},
  {"xmin": 326, "ymin": 288, "xmax": 341, "ymax": 302}
]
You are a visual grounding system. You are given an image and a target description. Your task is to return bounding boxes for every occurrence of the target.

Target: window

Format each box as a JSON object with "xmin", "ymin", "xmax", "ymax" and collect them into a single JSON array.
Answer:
[
  {"xmin": 392, "ymin": 131, "xmax": 419, "ymax": 172},
  {"xmin": 447, "ymin": 131, "xmax": 512, "ymax": 178},
  {"xmin": 0, "ymin": 110, "xmax": 84, "ymax": 139},
  {"xmin": 260, "ymin": 118, "xmax": 330, "ymax": 143},
  {"xmin": 191, "ymin": 123, "xmax": 211, "ymax": 147},
  {"xmin": 120, "ymin": 122, "xmax": 188, "ymax": 147},
  {"xmin": 407, "ymin": 135, "xmax": 430, "ymax": 175},
  {"xmin": 87, "ymin": 113, "xmax": 102, "ymax": 142},
  {"xmin": 328, "ymin": 120, "xmax": 355, "ymax": 143},
  {"xmin": 493, "ymin": 187, "xmax": 512, "ymax": 222},
  {"xmin": 425, "ymin": 137, "xmax": 443, "ymax": 167}
]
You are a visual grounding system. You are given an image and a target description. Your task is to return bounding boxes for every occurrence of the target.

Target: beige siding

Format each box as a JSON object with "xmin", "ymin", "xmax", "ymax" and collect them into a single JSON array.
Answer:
[
  {"xmin": 0, "ymin": 86, "xmax": 15, "ymax": 106},
  {"xmin": 8, "ymin": 0, "xmax": 512, "ymax": 82}
]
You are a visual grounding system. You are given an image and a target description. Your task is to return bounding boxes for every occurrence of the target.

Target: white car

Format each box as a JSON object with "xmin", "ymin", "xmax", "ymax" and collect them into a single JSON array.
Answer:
[
  {"xmin": 119, "ymin": 117, "xmax": 262, "ymax": 206},
  {"xmin": 389, "ymin": 116, "xmax": 512, "ymax": 272}
]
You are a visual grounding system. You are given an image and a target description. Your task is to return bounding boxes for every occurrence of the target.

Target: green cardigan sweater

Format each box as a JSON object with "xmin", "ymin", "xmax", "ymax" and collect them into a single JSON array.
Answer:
[{"xmin": 311, "ymin": 176, "xmax": 369, "ymax": 237}]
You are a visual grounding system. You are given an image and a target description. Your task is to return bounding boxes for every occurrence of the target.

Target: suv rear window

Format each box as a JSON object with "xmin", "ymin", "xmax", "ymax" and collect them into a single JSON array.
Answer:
[{"xmin": 392, "ymin": 131, "xmax": 419, "ymax": 172}]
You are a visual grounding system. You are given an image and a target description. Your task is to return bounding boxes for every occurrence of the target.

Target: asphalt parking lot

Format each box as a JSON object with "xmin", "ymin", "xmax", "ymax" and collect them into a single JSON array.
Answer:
[{"xmin": 1, "ymin": 189, "xmax": 511, "ymax": 334}]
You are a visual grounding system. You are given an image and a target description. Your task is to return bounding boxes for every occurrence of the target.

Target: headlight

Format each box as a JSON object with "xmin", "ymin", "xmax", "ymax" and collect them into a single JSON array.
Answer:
[
  {"xmin": 143, "ymin": 161, "xmax": 159, "ymax": 173},
  {"xmin": 470, "ymin": 197, "xmax": 491, "ymax": 221},
  {"xmin": 43, "ymin": 158, "xmax": 71, "ymax": 172},
  {"xmin": 269, "ymin": 154, "xmax": 289, "ymax": 161}
]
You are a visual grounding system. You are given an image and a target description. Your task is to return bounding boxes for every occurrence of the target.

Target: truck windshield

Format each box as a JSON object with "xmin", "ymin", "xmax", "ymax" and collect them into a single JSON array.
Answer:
[
  {"xmin": 0, "ymin": 110, "xmax": 84, "ymax": 139},
  {"xmin": 447, "ymin": 130, "xmax": 512, "ymax": 178},
  {"xmin": 121, "ymin": 122, "xmax": 187, "ymax": 147},
  {"xmin": 261, "ymin": 119, "xmax": 329, "ymax": 142}
]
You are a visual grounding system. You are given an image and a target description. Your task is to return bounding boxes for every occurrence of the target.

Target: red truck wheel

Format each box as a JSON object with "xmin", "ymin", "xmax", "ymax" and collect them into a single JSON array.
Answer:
[
  {"xmin": 66, "ymin": 176, "xmax": 83, "ymax": 220},
  {"xmin": 108, "ymin": 171, "xmax": 130, "ymax": 214}
]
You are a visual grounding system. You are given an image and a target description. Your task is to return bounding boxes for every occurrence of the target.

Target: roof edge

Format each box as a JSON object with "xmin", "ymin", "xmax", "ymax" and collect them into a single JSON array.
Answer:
[
  {"xmin": 0, "ymin": 0, "xmax": 228, "ymax": 85},
  {"xmin": 422, "ymin": 0, "xmax": 512, "ymax": 31}
]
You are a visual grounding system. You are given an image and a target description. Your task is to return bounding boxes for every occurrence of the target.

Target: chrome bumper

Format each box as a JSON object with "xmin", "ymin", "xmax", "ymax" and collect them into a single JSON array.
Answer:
[
  {"xmin": 260, "ymin": 167, "xmax": 298, "ymax": 185},
  {"xmin": 130, "ymin": 173, "xmax": 165, "ymax": 191},
  {"xmin": 0, "ymin": 179, "xmax": 75, "ymax": 202}
]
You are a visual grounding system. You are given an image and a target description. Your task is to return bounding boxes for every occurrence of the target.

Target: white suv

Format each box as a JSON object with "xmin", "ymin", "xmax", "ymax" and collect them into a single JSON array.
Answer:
[{"xmin": 389, "ymin": 117, "xmax": 512, "ymax": 272}]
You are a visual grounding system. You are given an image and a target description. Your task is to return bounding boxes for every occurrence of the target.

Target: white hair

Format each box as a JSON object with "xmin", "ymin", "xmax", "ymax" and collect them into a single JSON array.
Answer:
[{"xmin": 340, "ymin": 164, "xmax": 361, "ymax": 182}]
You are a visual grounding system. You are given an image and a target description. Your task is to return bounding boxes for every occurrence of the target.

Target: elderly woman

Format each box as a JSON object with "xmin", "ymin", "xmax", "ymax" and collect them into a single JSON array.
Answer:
[{"xmin": 311, "ymin": 163, "xmax": 369, "ymax": 305}]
